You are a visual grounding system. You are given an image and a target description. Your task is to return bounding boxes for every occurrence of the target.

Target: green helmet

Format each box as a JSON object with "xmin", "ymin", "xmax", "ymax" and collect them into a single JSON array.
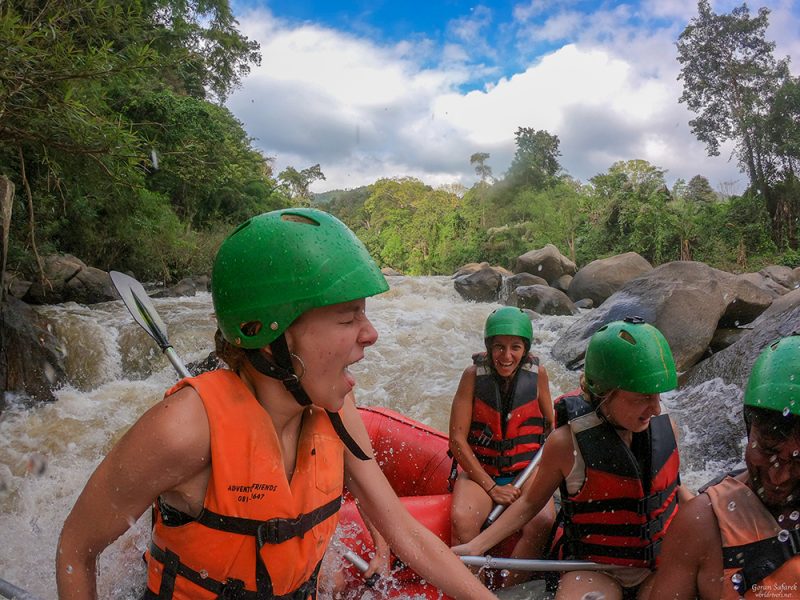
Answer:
[
  {"xmin": 484, "ymin": 307, "xmax": 533, "ymax": 347},
  {"xmin": 584, "ymin": 317, "xmax": 677, "ymax": 395},
  {"xmin": 743, "ymin": 335, "xmax": 800, "ymax": 417},
  {"xmin": 212, "ymin": 208, "xmax": 389, "ymax": 348}
]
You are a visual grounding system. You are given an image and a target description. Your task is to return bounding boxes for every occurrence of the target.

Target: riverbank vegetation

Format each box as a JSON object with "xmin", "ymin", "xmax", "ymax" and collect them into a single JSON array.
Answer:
[{"xmin": 1, "ymin": 0, "xmax": 797, "ymax": 283}]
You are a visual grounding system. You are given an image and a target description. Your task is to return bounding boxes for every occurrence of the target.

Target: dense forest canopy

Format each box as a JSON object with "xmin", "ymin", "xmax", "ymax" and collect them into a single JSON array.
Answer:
[{"xmin": 0, "ymin": 0, "xmax": 798, "ymax": 284}]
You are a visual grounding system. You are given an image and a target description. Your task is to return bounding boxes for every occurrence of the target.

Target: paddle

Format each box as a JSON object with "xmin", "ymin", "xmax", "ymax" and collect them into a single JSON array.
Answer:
[
  {"xmin": 459, "ymin": 556, "xmax": 624, "ymax": 572},
  {"xmin": 481, "ymin": 447, "xmax": 543, "ymax": 530},
  {"xmin": 0, "ymin": 577, "xmax": 44, "ymax": 600},
  {"xmin": 109, "ymin": 271, "xmax": 190, "ymax": 378},
  {"xmin": 109, "ymin": 271, "xmax": 378, "ymax": 586}
]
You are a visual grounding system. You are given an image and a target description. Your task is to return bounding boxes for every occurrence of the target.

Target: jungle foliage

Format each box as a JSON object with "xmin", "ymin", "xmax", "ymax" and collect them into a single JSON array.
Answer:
[{"xmin": 1, "ymin": 0, "xmax": 797, "ymax": 283}]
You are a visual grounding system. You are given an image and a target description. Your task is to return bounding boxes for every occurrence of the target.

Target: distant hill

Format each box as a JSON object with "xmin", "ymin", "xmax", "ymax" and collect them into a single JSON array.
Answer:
[{"xmin": 312, "ymin": 185, "xmax": 372, "ymax": 227}]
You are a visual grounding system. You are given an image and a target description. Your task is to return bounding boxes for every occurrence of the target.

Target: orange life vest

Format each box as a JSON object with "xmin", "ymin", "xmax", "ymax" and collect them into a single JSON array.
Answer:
[
  {"xmin": 707, "ymin": 476, "xmax": 800, "ymax": 599},
  {"xmin": 468, "ymin": 352, "xmax": 545, "ymax": 477},
  {"xmin": 144, "ymin": 369, "xmax": 344, "ymax": 599},
  {"xmin": 559, "ymin": 400, "xmax": 680, "ymax": 569}
]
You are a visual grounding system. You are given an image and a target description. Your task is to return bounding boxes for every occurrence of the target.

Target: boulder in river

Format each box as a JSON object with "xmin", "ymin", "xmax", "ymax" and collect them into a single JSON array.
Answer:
[
  {"xmin": 0, "ymin": 297, "xmax": 67, "ymax": 412},
  {"xmin": 552, "ymin": 261, "xmax": 773, "ymax": 372}
]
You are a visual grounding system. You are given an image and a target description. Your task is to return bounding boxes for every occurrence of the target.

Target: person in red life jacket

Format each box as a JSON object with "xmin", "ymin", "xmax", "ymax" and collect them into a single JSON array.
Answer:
[
  {"xmin": 650, "ymin": 334, "xmax": 800, "ymax": 600},
  {"xmin": 56, "ymin": 208, "xmax": 498, "ymax": 600},
  {"xmin": 448, "ymin": 306, "xmax": 556, "ymax": 588},
  {"xmin": 452, "ymin": 317, "xmax": 694, "ymax": 600}
]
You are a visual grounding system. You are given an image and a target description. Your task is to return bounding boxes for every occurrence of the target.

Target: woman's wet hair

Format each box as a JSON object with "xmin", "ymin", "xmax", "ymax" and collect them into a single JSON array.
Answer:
[
  {"xmin": 214, "ymin": 328, "xmax": 248, "ymax": 373},
  {"xmin": 744, "ymin": 405, "xmax": 800, "ymax": 442}
]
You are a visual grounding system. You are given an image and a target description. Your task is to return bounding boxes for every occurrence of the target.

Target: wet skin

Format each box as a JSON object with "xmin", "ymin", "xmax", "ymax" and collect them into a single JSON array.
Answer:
[
  {"xmin": 598, "ymin": 389, "xmax": 662, "ymax": 434},
  {"xmin": 745, "ymin": 426, "xmax": 800, "ymax": 514},
  {"xmin": 489, "ymin": 335, "xmax": 526, "ymax": 378}
]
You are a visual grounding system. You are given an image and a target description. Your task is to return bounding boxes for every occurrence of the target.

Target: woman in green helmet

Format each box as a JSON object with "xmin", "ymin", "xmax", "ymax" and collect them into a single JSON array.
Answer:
[
  {"xmin": 57, "ymin": 208, "xmax": 497, "ymax": 600},
  {"xmin": 452, "ymin": 317, "xmax": 693, "ymax": 600},
  {"xmin": 448, "ymin": 306, "xmax": 556, "ymax": 588}
]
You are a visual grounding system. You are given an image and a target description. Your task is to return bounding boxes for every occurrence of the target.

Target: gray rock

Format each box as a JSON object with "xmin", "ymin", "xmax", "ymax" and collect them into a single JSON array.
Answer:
[
  {"xmin": 514, "ymin": 244, "xmax": 576, "ymax": 285},
  {"xmin": 552, "ymin": 261, "xmax": 773, "ymax": 372},
  {"xmin": 515, "ymin": 284, "xmax": 578, "ymax": 316},
  {"xmin": 454, "ymin": 267, "xmax": 503, "ymax": 302},
  {"xmin": 0, "ymin": 297, "xmax": 67, "ymax": 412},
  {"xmin": 568, "ymin": 252, "xmax": 652, "ymax": 306}
]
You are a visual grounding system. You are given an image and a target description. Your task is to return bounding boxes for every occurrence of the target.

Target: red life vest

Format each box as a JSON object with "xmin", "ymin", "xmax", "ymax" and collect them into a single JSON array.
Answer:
[
  {"xmin": 707, "ymin": 476, "xmax": 800, "ymax": 599},
  {"xmin": 468, "ymin": 352, "xmax": 545, "ymax": 477},
  {"xmin": 144, "ymin": 369, "xmax": 344, "ymax": 599},
  {"xmin": 559, "ymin": 397, "xmax": 680, "ymax": 569}
]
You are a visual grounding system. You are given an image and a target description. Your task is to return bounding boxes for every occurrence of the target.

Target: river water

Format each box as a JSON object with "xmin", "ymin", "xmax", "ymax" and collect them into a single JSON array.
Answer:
[{"xmin": 0, "ymin": 276, "xmax": 746, "ymax": 599}]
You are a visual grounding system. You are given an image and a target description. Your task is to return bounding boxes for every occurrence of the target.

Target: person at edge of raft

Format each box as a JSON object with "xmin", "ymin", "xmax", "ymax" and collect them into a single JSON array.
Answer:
[
  {"xmin": 452, "ymin": 317, "xmax": 695, "ymax": 600},
  {"xmin": 55, "ymin": 208, "xmax": 498, "ymax": 600},
  {"xmin": 448, "ymin": 306, "xmax": 556, "ymax": 588},
  {"xmin": 649, "ymin": 334, "xmax": 800, "ymax": 599}
]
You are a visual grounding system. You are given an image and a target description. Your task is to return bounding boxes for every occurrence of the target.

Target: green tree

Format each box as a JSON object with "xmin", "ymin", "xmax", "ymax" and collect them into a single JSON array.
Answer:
[
  {"xmin": 470, "ymin": 152, "xmax": 493, "ymax": 183},
  {"xmin": 278, "ymin": 164, "xmax": 326, "ymax": 205},
  {"xmin": 677, "ymin": 0, "xmax": 793, "ymax": 244},
  {"xmin": 505, "ymin": 128, "xmax": 562, "ymax": 190}
]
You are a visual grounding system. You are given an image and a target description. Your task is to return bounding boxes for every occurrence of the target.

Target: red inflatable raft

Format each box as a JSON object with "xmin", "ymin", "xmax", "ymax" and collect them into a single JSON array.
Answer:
[{"xmin": 335, "ymin": 406, "xmax": 518, "ymax": 599}]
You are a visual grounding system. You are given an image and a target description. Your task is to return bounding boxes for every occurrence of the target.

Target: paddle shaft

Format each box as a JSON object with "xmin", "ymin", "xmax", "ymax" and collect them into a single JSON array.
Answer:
[
  {"xmin": 0, "ymin": 577, "xmax": 44, "ymax": 600},
  {"xmin": 482, "ymin": 447, "xmax": 542, "ymax": 529},
  {"xmin": 460, "ymin": 555, "xmax": 624, "ymax": 572}
]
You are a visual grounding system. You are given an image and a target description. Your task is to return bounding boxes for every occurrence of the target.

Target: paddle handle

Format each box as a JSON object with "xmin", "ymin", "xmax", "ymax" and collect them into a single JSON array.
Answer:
[
  {"xmin": 482, "ymin": 448, "xmax": 542, "ymax": 528},
  {"xmin": 0, "ymin": 577, "xmax": 44, "ymax": 600},
  {"xmin": 460, "ymin": 556, "xmax": 623, "ymax": 572}
]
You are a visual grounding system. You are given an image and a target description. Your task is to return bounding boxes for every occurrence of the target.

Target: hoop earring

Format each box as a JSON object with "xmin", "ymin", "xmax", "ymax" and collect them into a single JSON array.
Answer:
[{"xmin": 290, "ymin": 353, "xmax": 306, "ymax": 382}]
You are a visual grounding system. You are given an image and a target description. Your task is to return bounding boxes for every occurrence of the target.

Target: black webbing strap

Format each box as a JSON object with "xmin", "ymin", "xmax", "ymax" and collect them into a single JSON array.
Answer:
[
  {"xmin": 246, "ymin": 340, "xmax": 371, "ymax": 461},
  {"xmin": 562, "ymin": 479, "xmax": 678, "ymax": 517},
  {"xmin": 467, "ymin": 432, "xmax": 544, "ymax": 452},
  {"xmin": 563, "ymin": 536, "xmax": 663, "ymax": 565},
  {"xmin": 723, "ymin": 529, "xmax": 800, "ymax": 595},
  {"xmin": 326, "ymin": 409, "xmax": 371, "ymax": 460},
  {"xmin": 195, "ymin": 496, "xmax": 342, "ymax": 542},
  {"xmin": 562, "ymin": 498, "xmax": 677, "ymax": 540},
  {"xmin": 149, "ymin": 544, "xmax": 254, "ymax": 599}
]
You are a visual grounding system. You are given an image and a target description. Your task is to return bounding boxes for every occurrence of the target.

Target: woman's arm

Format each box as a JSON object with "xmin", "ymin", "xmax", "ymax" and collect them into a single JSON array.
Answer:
[
  {"xmin": 342, "ymin": 396, "xmax": 497, "ymax": 600},
  {"xmin": 451, "ymin": 426, "xmax": 572, "ymax": 556},
  {"xmin": 449, "ymin": 367, "xmax": 517, "ymax": 505},
  {"xmin": 56, "ymin": 387, "xmax": 211, "ymax": 600},
  {"xmin": 537, "ymin": 364, "xmax": 554, "ymax": 435}
]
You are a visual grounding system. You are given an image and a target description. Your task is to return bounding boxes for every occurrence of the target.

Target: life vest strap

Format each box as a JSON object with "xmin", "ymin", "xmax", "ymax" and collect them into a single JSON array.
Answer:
[
  {"xmin": 195, "ymin": 496, "xmax": 342, "ymax": 543},
  {"xmin": 563, "ymin": 536, "xmax": 663, "ymax": 564},
  {"xmin": 149, "ymin": 543, "xmax": 255, "ymax": 599},
  {"xmin": 723, "ymin": 528, "xmax": 800, "ymax": 595},
  {"xmin": 258, "ymin": 496, "xmax": 342, "ymax": 545},
  {"xmin": 562, "ymin": 479, "xmax": 678, "ymax": 517},
  {"xmin": 468, "ymin": 429, "xmax": 544, "ymax": 452},
  {"xmin": 563, "ymin": 498, "xmax": 677, "ymax": 540}
]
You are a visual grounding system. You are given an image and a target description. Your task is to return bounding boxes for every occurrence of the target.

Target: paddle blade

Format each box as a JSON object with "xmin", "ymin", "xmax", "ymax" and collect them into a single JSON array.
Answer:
[{"xmin": 109, "ymin": 271, "xmax": 170, "ymax": 350}]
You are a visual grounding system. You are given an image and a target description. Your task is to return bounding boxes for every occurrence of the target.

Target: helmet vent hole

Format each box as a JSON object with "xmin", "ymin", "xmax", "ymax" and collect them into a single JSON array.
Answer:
[
  {"xmin": 619, "ymin": 330, "xmax": 637, "ymax": 345},
  {"xmin": 282, "ymin": 214, "xmax": 320, "ymax": 226},
  {"xmin": 239, "ymin": 321, "xmax": 263, "ymax": 337}
]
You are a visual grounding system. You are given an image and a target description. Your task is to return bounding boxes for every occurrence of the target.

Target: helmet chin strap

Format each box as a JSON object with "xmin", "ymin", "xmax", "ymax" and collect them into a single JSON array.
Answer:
[
  {"xmin": 594, "ymin": 392, "xmax": 627, "ymax": 431},
  {"xmin": 245, "ymin": 335, "xmax": 370, "ymax": 461}
]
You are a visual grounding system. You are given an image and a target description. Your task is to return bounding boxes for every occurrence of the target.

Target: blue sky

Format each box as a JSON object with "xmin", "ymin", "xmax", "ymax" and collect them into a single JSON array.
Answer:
[{"xmin": 227, "ymin": 0, "xmax": 800, "ymax": 193}]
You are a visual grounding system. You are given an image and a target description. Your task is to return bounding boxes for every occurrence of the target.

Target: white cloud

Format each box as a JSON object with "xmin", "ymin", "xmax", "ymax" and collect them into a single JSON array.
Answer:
[{"xmin": 226, "ymin": 3, "xmax": 795, "ymax": 193}]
